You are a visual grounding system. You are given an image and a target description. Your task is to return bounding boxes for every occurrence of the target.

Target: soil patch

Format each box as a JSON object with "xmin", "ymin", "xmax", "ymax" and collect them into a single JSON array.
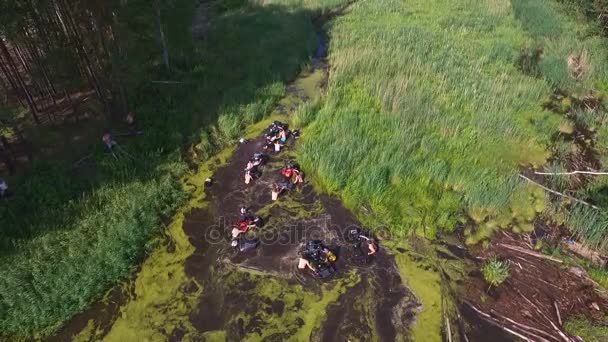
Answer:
[{"xmin": 460, "ymin": 233, "xmax": 608, "ymax": 341}]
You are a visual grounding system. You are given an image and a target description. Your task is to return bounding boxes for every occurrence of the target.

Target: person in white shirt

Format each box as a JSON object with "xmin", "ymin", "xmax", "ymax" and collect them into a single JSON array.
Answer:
[{"xmin": 0, "ymin": 178, "xmax": 8, "ymax": 198}]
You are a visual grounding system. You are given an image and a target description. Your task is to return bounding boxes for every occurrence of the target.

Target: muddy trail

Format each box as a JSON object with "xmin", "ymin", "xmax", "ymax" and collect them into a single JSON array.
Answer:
[{"xmin": 181, "ymin": 131, "xmax": 416, "ymax": 341}]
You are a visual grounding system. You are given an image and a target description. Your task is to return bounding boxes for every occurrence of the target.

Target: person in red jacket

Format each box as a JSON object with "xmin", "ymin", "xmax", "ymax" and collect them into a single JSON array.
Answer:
[{"xmin": 281, "ymin": 162, "xmax": 304, "ymax": 185}]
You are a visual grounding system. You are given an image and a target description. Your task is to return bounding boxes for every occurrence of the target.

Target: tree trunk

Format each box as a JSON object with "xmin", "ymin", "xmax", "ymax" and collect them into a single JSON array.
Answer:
[
  {"xmin": 0, "ymin": 37, "xmax": 40, "ymax": 124},
  {"xmin": 23, "ymin": 30, "xmax": 58, "ymax": 100},
  {"xmin": 0, "ymin": 52, "xmax": 20, "ymax": 93},
  {"xmin": 14, "ymin": 45, "xmax": 32, "ymax": 75},
  {"xmin": 156, "ymin": 0, "xmax": 170, "ymax": 69},
  {"xmin": 57, "ymin": 0, "xmax": 108, "ymax": 114},
  {"xmin": 64, "ymin": 88, "xmax": 78, "ymax": 123}
]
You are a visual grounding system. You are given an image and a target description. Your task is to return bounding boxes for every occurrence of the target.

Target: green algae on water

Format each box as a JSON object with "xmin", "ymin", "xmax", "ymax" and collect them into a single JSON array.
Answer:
[
  {"xmin": 235, "ymin": 271, "xmax": 360, "ymax": 341},
  {"xmin": 390, "ymin": 244, "xmax": 443, "ymax": 342},
  {"xmin": 295, "ymin": 69, "xmax": 325, "ymax": 101},
  {"xmin": 100, "ymin": 148, "xmax": 236, "ymax": 342}
]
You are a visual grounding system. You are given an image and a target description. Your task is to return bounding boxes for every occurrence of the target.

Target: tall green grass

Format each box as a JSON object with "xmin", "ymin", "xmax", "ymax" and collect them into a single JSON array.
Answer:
[
  {"xmin": 0, "ymin": 1, "xmax": 319, "ymax": 337},
  {"xmin": 0, "ymin": 176, "xmax": 187, "ymax": 336},
  {"xmin": 566, "ymin": 204, "xmax": 608, "ymax": 252},
  {"xmin": 564, "ymin": 315, "xmax": 608, "ymax": 341},
  {"xmin": 296, "ymin": 0, "xmax": 608, "ymax": 241}
]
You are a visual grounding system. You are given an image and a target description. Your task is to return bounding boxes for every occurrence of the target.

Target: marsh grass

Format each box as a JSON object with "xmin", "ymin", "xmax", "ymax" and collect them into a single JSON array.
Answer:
[
  {"xmin": 567, "ymin": 204, "xmax": 608, "ymax": 252},
  {"xmin": 296, "ymin": 0, "xmax": 608, "ymax": 243}
]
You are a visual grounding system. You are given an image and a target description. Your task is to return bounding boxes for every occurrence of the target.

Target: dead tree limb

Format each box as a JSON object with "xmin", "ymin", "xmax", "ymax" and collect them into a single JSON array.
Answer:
[
  {"xmin": 554, "ymin": 301, "xmax": 562, "ymax": 326},
  {"xmin": 467, "ymin": 304, "xmax": 534, "ymax": 341},
  {"xmin": 535, "ymin": 170, "xmax": 608, "ymax": 176},
  {"xmin": 490, "ymin": 309, "xmax": 561, "ymax": 342},
  {"xmin": 150, "ymin": 80, "xmax": 191, "ymax": 84},
  {"xmin": 498, "ymin": 244, "xmax": 564, "ymax": 263},
  {"xmin": 445, "ymin": 316, "xmax": 452, "ymax": 342},
  {"xmin": 519, "ymin": 174, "xmax": 599, "ymax": 209},
  {"xmin": 515, "ymin": 289, "xmax": 573, "ymax": 342}
]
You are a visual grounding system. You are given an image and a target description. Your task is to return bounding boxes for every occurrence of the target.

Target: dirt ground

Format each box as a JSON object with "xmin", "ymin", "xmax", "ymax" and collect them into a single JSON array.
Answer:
[{"xmin": 460, "ymin": 232, "xmax": 608, "ymax": 342}]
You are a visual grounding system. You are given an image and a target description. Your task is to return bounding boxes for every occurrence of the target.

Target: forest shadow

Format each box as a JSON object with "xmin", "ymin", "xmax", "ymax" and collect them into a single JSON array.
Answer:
[
  {"xmin": 0, "ymin": 3, "xmax": 318, "ymax": 252},
  {"xmin": 29, "ymin": 3, "xmax": 327, "ymax": 339}
]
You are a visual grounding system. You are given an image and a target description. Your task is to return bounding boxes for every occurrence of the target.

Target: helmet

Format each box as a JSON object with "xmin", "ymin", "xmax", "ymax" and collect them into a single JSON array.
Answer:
[
  {"xmin": 282, "ymin": 168, "xmax": 293, "ymax": 178},
  {"xmin": 348, "ymin": 228, "xmax": 361, "ymax": 241}
]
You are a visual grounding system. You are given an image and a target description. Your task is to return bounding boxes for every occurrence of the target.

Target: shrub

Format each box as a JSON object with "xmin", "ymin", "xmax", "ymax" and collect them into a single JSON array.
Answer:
[{"xmin": 482, "ymin": 257, "xmax": 511, "ymax": 287}]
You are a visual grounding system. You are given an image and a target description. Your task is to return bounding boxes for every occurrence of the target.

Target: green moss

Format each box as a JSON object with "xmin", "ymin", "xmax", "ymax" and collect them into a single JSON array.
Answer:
[
  {"xmin": 201, "ymin": 330, "xmax": 227, "ymax": 342},
  {"xmin": 236, "ymin": 271, "xmax": 360, "ymax": 341},
  {"xmin": 102, "ymin": 148, "xmax": 234, "ymax": 341},
  {"xmin": 295, "ymin": 69, "xmax": 325, "ymax": 101},
  {"xmin": 391, "ymin": 245, "xmax": 442, "ymax": 342},
  {"xmin": 72, "ymin": 320, "xmax": 101, "ymax": 342}
]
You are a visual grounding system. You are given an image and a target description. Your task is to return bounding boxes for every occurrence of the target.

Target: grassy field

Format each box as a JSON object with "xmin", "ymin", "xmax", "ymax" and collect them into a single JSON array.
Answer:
[
  {"xmin": 0, "ymin": 1, "xmax": 320, "ymax": 337},
  {"xmin": 295, "ymin": 0, "xmax": 608, "ymax": 245}
]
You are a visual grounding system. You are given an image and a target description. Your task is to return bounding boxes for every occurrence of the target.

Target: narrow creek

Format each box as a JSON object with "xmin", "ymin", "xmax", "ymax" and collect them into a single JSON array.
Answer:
[{"xmin": 48, "ymin": 8, "xmax": 423, "ymax": 342}]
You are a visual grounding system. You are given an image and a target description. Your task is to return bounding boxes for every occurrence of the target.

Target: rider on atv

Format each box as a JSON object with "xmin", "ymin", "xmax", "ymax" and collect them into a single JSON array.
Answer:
[
  {"xmin": 231, "ymin": 214, "xmax": 263, "ymax": 239},
  {"xmin": 281, "ymin": 162, "xmax": 304, "ymax": 185},
  {"xmin": 264, "ymin": 121, "xmax": 289, "ymax": 152},
  {"xmin": 347, "ymin": 227, "xmax": 378, "ymax": 256},
  {"xmin": 246, "ymin": 152, "xmax": 266, "ymax": 171},
  {"xmin": 231, "ymin": 237, "xmax": 260, "ymax": 253},
  {"xmin": 244, "ymin": 153, "xmax": 266, "ymax": 184},
  {"xmin": 298, "ymin": 240, "xmax": 337, "ymax": 278}
]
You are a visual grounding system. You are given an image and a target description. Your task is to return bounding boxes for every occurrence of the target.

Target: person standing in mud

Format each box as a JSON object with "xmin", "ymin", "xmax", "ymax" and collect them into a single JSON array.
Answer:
[
  {"xmin": 278, "ymin": 128, "xmax": 287, "ymax": 145},
  {"xmin": 244, "ymin": 169, "xmax": 256, "ymax": 184}
]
